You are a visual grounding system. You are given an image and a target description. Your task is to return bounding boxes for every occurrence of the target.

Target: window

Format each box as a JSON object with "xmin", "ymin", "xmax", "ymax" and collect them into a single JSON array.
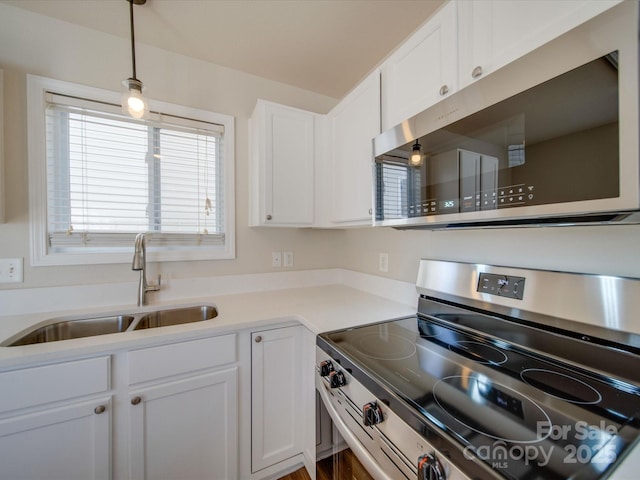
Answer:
[
  {"xmin": 28, "ymin": 75, "xmax": 235, "ymax": 265},
  {"xmin": 375, "ymin": 160, "xmax": 421, "ymax": 220}
]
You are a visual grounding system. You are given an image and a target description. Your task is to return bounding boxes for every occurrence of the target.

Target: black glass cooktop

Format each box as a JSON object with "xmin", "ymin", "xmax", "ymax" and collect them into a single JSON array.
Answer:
[{"xmin": 318, "ymin": 300, "xmax": 640, "ymax": 480}]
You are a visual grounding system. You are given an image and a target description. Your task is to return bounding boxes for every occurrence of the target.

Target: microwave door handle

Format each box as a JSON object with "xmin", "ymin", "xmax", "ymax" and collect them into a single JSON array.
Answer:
[{"xmin": 317, "ymin": 381, "xmax": 394, "ymax": 480}]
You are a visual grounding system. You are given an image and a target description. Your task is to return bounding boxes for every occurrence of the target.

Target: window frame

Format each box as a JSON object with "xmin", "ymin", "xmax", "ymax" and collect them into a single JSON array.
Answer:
[{"xmin": 27, "ymin": 75, "xmax": 235, "ymax": 266}]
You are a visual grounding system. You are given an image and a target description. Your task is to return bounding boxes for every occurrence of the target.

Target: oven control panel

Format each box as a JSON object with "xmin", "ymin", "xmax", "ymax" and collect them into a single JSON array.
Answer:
[{"xmin": 477, "ymin": 273, "xmax": 525, "ymax": 300}]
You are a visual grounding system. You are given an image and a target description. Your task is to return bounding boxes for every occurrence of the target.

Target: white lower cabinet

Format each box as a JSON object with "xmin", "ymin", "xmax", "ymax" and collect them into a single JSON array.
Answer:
[
  {"xmin": 126, "ymin": 334, "xmax": 239, "ymax": 480},
  {"xmin": 0, "ymin": 356, "xmax": 112, "ymax": 480},
  {"xmin": 0, "ymin": 325, "xmax": 316, "ymax": 480},
  {"xmin": 251, "ymin": 325, "xmax": 303, "ymax": 473},
  {"xmin": 0, "ymin": 397, "xmax": 111, "ymax": 480},
  {"xmin": 128, "ymin": 368, "xmax": 238, "ymax": 480}
]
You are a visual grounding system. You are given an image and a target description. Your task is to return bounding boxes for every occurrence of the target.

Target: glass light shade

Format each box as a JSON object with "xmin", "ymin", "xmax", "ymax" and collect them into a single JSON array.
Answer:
[
  {"xmin": 122, "ymin": 78, "xmax": 148, "ymax": 119},
  {"xmin": 409, "ymin": 141, "xmax": 423, "ymax": 167}
]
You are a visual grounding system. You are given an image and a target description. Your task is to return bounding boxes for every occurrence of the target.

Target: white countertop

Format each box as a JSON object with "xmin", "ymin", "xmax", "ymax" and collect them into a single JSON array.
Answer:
[
  {"xmin": 1, "ymin": 279, "xmax": 637, "ymax": 477},
  {"xmin": 0, "ymin": 284, "xmax": 416, "ymax": 369}
]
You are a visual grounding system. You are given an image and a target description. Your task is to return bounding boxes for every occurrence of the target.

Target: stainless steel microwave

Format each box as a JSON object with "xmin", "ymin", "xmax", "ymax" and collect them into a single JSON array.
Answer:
[{"xmin": 373, "ymin": 1, "xmax": 640, "ymax": 229}]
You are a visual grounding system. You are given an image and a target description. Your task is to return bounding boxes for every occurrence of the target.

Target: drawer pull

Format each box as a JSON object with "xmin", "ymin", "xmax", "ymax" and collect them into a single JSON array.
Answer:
[
  {"xmin": 131, "ymin": 396, "xmax": 142, "ymax": 405},
  {"xmin": 94, "ymin": 405, "xmax": 106, "ymax": 415}
]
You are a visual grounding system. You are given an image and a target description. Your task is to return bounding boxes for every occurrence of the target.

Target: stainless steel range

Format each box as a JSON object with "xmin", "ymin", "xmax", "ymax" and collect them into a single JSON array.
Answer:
[{"xmin": 316, "ymin": 260, "xmax": 640, "ymax": 480}]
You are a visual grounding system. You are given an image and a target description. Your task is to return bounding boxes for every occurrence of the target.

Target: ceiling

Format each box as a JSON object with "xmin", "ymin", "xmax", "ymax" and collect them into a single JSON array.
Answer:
[{"xmin": 3, "ymin": 0, "xmax": 445, "ymax": 99}]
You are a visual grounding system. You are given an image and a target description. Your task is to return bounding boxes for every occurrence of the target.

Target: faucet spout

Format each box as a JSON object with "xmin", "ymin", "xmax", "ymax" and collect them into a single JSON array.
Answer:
[
  {"xmin": 132, "ymin": 233, "xmax": 145, "ymax": 271},
  {"xmin": 132, "ymin": 233, "xmax": 160, "ymax": 306}
]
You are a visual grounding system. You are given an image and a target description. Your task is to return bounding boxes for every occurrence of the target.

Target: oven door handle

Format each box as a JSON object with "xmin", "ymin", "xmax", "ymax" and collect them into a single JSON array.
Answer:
[{"xmin": 317, "ymin": 381, "xmax": 395, "ymax": 480}]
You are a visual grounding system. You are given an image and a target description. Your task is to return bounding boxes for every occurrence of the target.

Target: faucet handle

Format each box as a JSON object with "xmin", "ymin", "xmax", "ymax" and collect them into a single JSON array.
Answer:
[{"xmin": 147, "ymin": 274, "xmax": 161, "ymax": 292}]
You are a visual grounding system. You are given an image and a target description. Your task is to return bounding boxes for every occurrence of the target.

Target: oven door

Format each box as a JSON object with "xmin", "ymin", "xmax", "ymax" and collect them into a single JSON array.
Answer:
[
  {"xmin": 316, "ymin": 392, "xmax": 376, "ymax": 480},
  {"xmin": 315, "ymin": 374, "xmax": 410, "ymax": 480}
]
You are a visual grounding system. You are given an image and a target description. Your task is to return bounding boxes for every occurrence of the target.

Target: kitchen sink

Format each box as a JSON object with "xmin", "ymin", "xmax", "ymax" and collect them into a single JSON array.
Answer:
[
  {"xmin": 5, "ymin": 315, "xmax": 135, "ymax": 346},
  {"xmin": 2, "ymin": 305, "xmax": 218, "ymax": 346},
  {"xmin": 134, "ymin": 305, "xmax": 218, "ymax": 330}
]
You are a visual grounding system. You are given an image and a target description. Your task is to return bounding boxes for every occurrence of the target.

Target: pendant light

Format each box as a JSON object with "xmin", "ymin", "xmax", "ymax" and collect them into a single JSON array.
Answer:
[
  {"xmin": 409, "ymin": 139, "xmax": 423, "ymax": 167},
  {"xmin": 122, "ymin": 0, "xmax": 148, "ymax": 119}
]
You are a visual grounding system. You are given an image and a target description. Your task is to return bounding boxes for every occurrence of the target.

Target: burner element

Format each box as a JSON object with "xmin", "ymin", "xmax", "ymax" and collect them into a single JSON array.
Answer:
[
  {"xmin": 433, "ymin": 375, "xmax": 552, "ymax": 444},
  {"xmin": 449, "ymin": 341, "xmax": 508, "ymax": 365},
  {"xmin": 520, "ymin": 368, "xmax": 603, "ymax": 405},
  {"xmin": 354, "ymin": 333, "xmax": 417, "ymax": 360}
]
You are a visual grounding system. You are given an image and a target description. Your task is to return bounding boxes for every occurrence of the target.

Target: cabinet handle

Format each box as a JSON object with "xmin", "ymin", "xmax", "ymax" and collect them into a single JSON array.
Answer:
[
  {"xmin": 472, "ymin": 66, "xmax": 483, "ymax": 79},
  {"xmin": 131, "ymin": 396, "xmax": 142, "ymax": 405},
  {"xmin": 255, "ymin": 335, "xmax": 263, "ymax": 343},
  {"xmin": 266, "ymin": 215, "xmax": 272, "ymax": 221},
  {"xmin": 94, "ymin": 405, "xmax": 106, "ymax": 415},
  {"xmin": 368, "ymin": 208, "xmax": 372, "ymax": 215},
  {"xmin": 439, "ymin": 85, "xmax": 449, "ymax": 96}
]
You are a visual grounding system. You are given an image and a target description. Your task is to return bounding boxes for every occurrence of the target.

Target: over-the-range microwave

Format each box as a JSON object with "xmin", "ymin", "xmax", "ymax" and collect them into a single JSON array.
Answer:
[{"xmin": 373, "ymin": 1, "xmax": 640, "ymax": 229}]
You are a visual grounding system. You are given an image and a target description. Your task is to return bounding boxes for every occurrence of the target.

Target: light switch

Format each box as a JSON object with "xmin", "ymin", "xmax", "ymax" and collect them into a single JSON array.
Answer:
[
  {"xmin": 0, "ymin": 258, "xmax": 23, "ymax": 283},
  {"xmin": 379, "ymin": 253, "xmax": 389, "ymax": 273},
  {"xmin": 284, "ymin": 251, "xmax": 294, "ymax": 268}
]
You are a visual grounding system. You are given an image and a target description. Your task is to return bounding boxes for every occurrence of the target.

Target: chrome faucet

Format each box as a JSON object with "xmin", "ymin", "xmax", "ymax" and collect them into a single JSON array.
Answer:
[{"xmin": 132, "ymin": 233, "xmax": 161, "ymax": 306}]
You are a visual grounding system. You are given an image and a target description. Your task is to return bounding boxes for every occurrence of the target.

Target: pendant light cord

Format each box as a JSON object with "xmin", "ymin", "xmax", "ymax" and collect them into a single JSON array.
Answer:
[{"xmin": 129, "ymin": 0, "xmax": 137, "ymax": 80}]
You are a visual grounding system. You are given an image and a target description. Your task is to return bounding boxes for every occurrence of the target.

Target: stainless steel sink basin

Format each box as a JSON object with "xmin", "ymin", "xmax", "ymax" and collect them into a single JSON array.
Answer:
[
  {"xmin": 5, "ymin": 315, "xmax": 135, "ymax": 346},
  {"xmin": 2, "ymin": 305, "xmax": 218, "ymax": 346},
  {"xmin": 134, "ymin": 305, "xmax": 218, "ymax": 330}
]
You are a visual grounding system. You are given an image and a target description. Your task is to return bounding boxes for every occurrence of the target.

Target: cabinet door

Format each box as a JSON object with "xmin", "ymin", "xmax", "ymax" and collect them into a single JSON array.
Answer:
[
  {"xmin": 251, "ymin": 326, "xmax": 303, "ymax": 472},
  {"xmin": 381, "ymin": 1, "xmax": 457, "ymax": 131},
  {"xmin": 250, "ymin": 100, "xmax": 315, "ymax": 226},
  {"xmin": 457, "ymin": 0, "xmax": 622, "ymax": 89},
  {"xmin": 330, "ymin": 70, "xmax": 380, "ymax": 225},
  {"xmin": 0, "ymin": 398, "xmax": 111, "ymax": 480},
  {"xmin": 129, "ymin": 368, "xmax": 238, "ymax": 480},
  {"xmin": 0, "ymin": 69, "xmax": 4, "ymax": 223}
]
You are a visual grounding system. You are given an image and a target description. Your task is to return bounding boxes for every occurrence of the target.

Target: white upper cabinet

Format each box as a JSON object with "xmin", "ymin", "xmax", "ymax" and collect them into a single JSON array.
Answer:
[
  {"xmin": 379, "ymin": 0, "xmax": 621, "ymax": 132},
  {"xmin": 248, "ymin": 1, "xmax": 621, "ymax": 230},
  {"xmin": 457, "ymin": 0, "xmax": 622, "ymax": 89},
  {"xmin": 329, "ymin": 70, "xmax": 381, "ymax": 225},
  {"xmin": 249, "ymin": 100, "xmax": 316, "ymax": 227},
  {"xmin": 381, "ymin": 1, "xmax": 457, "ymax": 131}
]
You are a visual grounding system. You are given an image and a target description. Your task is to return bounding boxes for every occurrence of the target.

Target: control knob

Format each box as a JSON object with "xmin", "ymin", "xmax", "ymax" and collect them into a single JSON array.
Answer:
[
  {"xmin": 418, "ymin": 453, "xmax": 446, "ymax": 480},
  {"xmin": 319, "ymin": 360, "xmax": 334, "ymax": 377},
  {"xmin": 329, "ymin": 370, "xmax": 346, "ymax": 388},
  {"xmin": 362, "ymin": 401, "xmax": 384, "ymax": 426}
]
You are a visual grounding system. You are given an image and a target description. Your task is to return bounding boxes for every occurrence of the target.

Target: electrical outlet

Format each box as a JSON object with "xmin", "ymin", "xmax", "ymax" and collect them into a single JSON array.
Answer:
[
  {"xmin": 379, "ymin": 253, "xmax": 389, "ymax": 273},
  {"xmin": 0, "ymin": 258, "xmax": 23, "ymax": 283},
  {"xmin": 284, "ymin": 251, "xmax": 294, "ymax": 268},
  {"xmin": 271, "ymin": 252, "xmax": 282, "ymax": 268}
]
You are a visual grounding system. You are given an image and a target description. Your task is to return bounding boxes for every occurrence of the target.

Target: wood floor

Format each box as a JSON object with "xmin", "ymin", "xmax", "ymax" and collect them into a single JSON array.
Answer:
[
  {"xmin": 278, "ymin": 449, "xmax": 372, "ymax": 480},
  {"xmin": 277, "ymin": 466, "xmax": 311, "ymax": 480}
]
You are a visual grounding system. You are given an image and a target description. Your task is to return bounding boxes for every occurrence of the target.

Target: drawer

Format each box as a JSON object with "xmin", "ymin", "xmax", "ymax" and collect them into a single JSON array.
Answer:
[
  {"xmin": 128, "ymin": 334, "xmax": 236, "ymax": 385},
  {"xmin": 0, "ymin": 356, "xmax": 110, "ymax": 413}
]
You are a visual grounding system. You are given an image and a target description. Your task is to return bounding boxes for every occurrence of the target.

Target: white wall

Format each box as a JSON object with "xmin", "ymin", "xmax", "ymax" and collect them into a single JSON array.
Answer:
[
  {"xmin": 0, "ymin": 2, "xmax": 638, "ymax": 298},
  {"xmin": 0, "ymin": 3, "xmax": 345, "ymax": 290},
  {"xmin": 342, "ymin": 224, "xmax": 640, "ymax": 282}
]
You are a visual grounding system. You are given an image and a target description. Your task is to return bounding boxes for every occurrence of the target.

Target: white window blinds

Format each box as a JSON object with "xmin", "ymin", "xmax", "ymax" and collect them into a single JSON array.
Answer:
[
  {"xmin": 375, "ymin": 161, "xmax": 421, "ymax": 220},
  {"xmin": 45, "ymin": 92, "xmax": 225, "ymax": 252}
]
